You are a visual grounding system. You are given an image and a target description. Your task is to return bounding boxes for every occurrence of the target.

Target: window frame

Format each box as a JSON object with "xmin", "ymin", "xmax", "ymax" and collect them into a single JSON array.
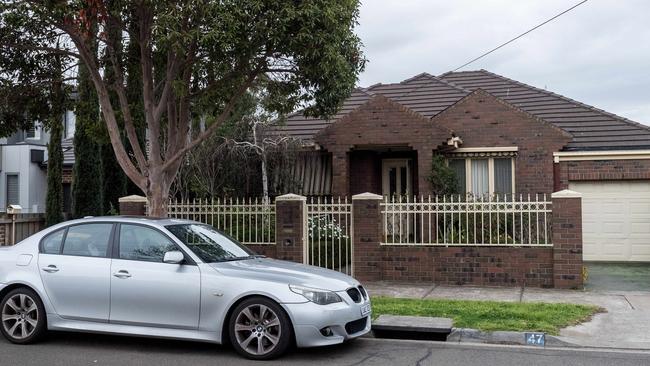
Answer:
[
  {"xmin": 39, "ymin": 227, "xmax": 67, "ymax": 255},
  {"xmin": 24, "ymin": 122, "xmax": 41, "ymax": 140},
  {"xmin": 112, "ymin": 222, "xmax": 196, "ymax": 265},
  {"xmin": 5, "ymin": 173, "xmax": 20, "ymax": 206},
  {"xmin": 39, "ymin": 222, "xmax": 116, "ymax": 259},
  {"xmin": 448, "ymin": 157, "xmax": 516, "ymax": 196}
]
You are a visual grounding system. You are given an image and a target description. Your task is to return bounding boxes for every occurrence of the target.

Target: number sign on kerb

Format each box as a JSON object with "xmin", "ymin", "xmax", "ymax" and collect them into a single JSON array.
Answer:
[{"xmin": 525, "ymin": 332, "xmax": 546, "ymax": 346}]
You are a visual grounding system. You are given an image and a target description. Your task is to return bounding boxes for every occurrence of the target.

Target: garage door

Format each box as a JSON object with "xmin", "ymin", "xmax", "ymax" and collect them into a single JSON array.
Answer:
[{"xmin": 570, "ymin": 181, "xmax": 650, "ymax": 262}]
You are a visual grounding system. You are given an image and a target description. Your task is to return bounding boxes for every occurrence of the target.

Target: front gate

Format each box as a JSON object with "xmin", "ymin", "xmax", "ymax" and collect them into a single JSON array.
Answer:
[{"xmin": 306, "ymin": 197, "xmax": 353, "ymax": 275}]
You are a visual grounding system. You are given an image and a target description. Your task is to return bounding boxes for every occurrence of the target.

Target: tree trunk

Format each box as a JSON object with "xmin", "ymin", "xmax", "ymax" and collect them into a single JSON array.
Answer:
[
  {"xmin": 146, "ymin": 171, "xmax": 169, "ymax": 217},
  {"xmin": 261, "ymin": 154, "xmax": 269, "ymax": 204}
]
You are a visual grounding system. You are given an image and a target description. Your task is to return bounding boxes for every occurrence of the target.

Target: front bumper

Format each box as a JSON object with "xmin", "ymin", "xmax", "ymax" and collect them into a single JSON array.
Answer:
[{"xmin": 282, "ymin": 292, "xmax": 371, "ymax": 348}]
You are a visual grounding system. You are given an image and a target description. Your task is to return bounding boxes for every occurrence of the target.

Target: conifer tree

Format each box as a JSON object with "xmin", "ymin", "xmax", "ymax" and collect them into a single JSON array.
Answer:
[
  {"xmin": 45, "ymin": 80, "xmax": 65, "ymax": 226},
  {"xmin": 72, "ymin": 61, "xmax": 104, "ymax": 217}
]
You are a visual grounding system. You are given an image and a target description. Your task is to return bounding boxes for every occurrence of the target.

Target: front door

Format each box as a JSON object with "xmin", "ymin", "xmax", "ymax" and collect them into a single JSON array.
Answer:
[
  {"xmin": 39, "ymin": 223, "xmax": 114, "ymax": 322},
  {"xmin": 382, "ymin": 159, "xmax": 412, "ymax": 198},
  {"xmin": 109, "ymin": 224, "xmax": 201, "ymax": 329}
]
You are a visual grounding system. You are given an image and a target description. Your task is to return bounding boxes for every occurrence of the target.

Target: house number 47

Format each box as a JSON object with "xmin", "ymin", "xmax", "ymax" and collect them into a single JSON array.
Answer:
[{"xmin": 525, "ymin": 333, "xmax": 545, "ymax": 346}]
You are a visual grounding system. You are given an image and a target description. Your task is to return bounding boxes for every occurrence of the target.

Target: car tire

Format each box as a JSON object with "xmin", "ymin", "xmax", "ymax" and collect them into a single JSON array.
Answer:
[
  {"xmin": 0, "ymin": 288, "xmax": 47, "ymax": 344},
  {"xmin": 228, "ymin": 296, "xmax": 292, "ymax": 360}
]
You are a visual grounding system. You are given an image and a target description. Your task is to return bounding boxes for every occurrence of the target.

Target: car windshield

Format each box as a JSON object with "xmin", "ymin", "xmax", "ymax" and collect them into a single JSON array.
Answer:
[{"xmin": 165, "ymin": 224, "xmax": 255, "ymax": 263}]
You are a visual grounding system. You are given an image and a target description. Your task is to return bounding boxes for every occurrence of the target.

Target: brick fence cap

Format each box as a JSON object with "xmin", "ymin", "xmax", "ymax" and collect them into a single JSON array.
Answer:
[
  {"xmin": 276, "ymin": 193, "xmax": 307, "ymax": 201},
  {"xmin": 551, "ymin": 189, "xmax": 582, "ymax": 198},
  {"xmin": 352, "ymin": 192, "xmax": 384, "ymax": 200},
  {"xmin": 118, "ymin": 195, "xmax": 148, "ymax": 203}
]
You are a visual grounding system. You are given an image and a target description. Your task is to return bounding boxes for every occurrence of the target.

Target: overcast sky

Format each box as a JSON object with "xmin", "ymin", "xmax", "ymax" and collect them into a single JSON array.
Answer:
[{"xmin": 355, "ymin": 0, "xmax": 650, "ymax": 124}]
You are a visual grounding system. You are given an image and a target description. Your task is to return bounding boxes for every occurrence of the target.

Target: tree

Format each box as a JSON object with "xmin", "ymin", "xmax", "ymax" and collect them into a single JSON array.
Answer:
[
  {"xmin": 230, "ymin": 117, "xmax": 302, "ymax": 204},
  {"xmin": 101, "ymin": 144, "xmax": 126, "ymax": 214},
  {"xmin": 0, "ymin": 1, "xmax": 365, "ymax": 216},
  {"xmin": 45, "ymin": 79, "xmax": 66, "ymax": 226},
  {"xmin": 428, "ymin": 154, "xmax": 459, "ymax": 196},
  {"xmin": 72, "ymin": 53, "xmax": 104, "ymax": 217}
]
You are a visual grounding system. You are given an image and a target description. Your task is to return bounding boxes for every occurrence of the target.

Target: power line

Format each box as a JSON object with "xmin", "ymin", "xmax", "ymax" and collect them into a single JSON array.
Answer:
[{"xmin": 451, "ymin": 0, "xmax": 589, "ymax": 72}]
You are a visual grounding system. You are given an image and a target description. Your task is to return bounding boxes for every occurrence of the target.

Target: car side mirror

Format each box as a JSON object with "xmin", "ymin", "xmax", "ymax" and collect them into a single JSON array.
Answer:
[{"xmin": 163, "ymin": 250, "xmax": 185, "ymax": 264}]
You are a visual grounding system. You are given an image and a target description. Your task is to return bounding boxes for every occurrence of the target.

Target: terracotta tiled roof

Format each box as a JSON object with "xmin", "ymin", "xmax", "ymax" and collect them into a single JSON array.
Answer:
[
  {"xmin": 274, "ymin": 69, "xmax": 650, "ymax": 151},
  {"xmin": 439, "ymin": 70, "xmax": 650, "ymax": 151},
  {"xmin": 275, "ymin": 73, "xmax": 467, "ymax": 142}
]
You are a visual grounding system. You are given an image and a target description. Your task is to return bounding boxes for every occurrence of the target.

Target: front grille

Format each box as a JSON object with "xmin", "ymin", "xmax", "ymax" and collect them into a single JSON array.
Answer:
[
  {"xmin": 347, "ymin": 287, "xmax": 362, "ymax": 303},
  {"xmin": 345, "ymin": 317, "xmax": 368, "ymax": 335},
  {"xmin": 358, "ymin": 285, "xmax": 368, "ymax": 300}
]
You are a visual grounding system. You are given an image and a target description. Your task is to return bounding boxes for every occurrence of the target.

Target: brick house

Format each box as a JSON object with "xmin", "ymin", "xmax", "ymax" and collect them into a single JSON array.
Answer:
[{"xmin": 274, "ymin": 70, "xmax": 650, "ymax": 263}]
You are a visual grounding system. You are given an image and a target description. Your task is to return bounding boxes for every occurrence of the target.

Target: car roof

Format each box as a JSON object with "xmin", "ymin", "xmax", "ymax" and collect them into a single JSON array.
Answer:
[{"xmin": 63, "ymin": 216, "xmax": 199, "ymax": 227}]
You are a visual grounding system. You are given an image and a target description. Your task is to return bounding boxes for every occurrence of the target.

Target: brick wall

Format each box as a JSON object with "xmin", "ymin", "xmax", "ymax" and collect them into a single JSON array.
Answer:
[
  {"xmin": 434, "ymin": 90, "xmax": 572, "ymax": 195},
  {"xmin": 557, "ymin": 159, "xmax": 650, "ymax": 189},
  {"xmin": 378, "ymin": 246, "xmax": 554, "ymax": 287},
  {"xmin": 349, "ymin": 191, "xmax": 582, "ymax": 289},
  {"xmin": 62, "ymin": 167, "xmax": 73, "ymax": 184},
  {"xmin": 349, "ymin": 151, "xmax": 382, "ymax": 195}
]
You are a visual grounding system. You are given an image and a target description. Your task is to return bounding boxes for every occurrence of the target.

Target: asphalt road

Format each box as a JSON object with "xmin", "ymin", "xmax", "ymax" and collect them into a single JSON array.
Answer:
[{"xmin": 1, "ymin": 332, "xmax": 649, "ymax": 366}]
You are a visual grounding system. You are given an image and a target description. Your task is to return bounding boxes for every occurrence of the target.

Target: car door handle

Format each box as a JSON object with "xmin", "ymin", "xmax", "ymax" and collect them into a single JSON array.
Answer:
[
  {"xmin": 113, "ymin": 270, "xmax": 131, "ymax": 279},
  {"xmin": 42, "ymin": 265, "xmax": 59, "ymax": 273}
]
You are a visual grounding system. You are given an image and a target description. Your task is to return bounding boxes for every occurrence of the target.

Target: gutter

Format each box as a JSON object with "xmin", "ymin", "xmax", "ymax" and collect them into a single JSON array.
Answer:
[{"xmin": 553, "ymin": 150, "xmax": 650, "ymax": 163}]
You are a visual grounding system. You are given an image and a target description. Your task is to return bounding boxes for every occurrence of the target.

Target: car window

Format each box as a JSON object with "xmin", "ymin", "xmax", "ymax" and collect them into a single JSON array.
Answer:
[
  {"xmin": 166, "ymin": 224, "xmax": 253, "ymax": 263},
  {"xmin": 41, "ymin": 229, "xmax": 65, "ymax": 254},
  {"xmin": 62, "ymin": 224, "xmax": 113, "ymax": 258},
  {"xmin": 119, "ymin": 224, "xmax": 177, "ymax": 263}
]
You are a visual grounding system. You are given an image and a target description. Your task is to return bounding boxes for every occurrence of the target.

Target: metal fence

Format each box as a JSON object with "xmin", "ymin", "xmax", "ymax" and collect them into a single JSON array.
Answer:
[
  {"xmin": 0, "ymin": 214, "xmax": 46, "ymax": 246},
  {"xmin": 381, "ymin": 194, "xmax": 553, "ymax": 246},
  {"xmin": 167, "ymin": 198, "xmax": 276, "ymax": 245},
  {"xmin": 307, "ymin": 197, "xmax": 353, "ymax": 275}
]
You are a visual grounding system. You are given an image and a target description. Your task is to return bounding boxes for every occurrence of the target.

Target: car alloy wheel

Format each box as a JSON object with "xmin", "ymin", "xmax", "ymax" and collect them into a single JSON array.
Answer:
[
  {"xmin": 229, "ymin": 297, "xmax": 291, "ymax": 360},
  {"xmin": 1, "ymin": 288, "xmax": 46, "ymax": 344}
]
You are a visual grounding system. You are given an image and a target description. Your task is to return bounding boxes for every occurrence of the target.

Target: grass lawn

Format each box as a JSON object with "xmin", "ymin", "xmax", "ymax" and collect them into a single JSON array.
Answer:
[{"xmin": 371, "ymin": 297, "xmax": 603, "ymax": 335}]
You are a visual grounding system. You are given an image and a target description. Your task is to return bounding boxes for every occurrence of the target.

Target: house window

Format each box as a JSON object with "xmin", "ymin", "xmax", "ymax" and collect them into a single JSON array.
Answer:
[
  {"xmin": 448, "ymin": 156, "xmax": 515, "ymax": 196},
  {"xmin": 6, "ymin": 174, "xmax": 19, "ymax": 205}
]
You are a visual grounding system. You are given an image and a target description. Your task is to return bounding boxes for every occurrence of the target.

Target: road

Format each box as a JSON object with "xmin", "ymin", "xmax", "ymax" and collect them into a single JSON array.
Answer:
[{"xmin": 2, "ymin": 332, "xmax": 649, "ymax": 366}]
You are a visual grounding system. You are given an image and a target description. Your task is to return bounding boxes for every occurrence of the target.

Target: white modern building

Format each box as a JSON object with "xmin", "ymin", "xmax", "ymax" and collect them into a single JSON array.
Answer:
[{"xmin": 0, "ymin": 111, "xmax": 76, "ymax": 213}]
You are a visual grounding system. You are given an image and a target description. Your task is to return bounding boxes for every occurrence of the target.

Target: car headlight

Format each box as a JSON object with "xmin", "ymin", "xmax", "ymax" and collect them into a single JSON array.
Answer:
[{"xmin": 289, "ymin": 285, "xmax": 342, "ymax": 305}]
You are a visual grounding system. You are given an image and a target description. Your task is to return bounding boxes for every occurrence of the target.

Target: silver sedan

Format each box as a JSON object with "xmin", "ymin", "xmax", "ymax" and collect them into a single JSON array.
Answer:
[{"xmin": 0, "ymin": 217, "xmax": 371, "ymax": 360}]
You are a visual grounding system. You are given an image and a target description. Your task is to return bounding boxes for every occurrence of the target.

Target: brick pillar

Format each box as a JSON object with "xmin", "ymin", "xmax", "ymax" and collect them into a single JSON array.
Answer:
[
  {"xmin": 352, "ymin": 192, "xmax": 383, "ymax": 281},
  {"xmin": 275, "ymin": 194, "xmax": 307, "ymax": 264},
  {"xmin": 551, "ymin": 190, "xmax": 583, "ymax": 289},
  {"xmin": 118, "ymin": 195, "xmax": 148, "ymax": 216},
  {"xmin": 417, "ymin": 149, "xmax": 433, "ymax": 196},
  {"xmin": 331, "ymin": 151, "xmax": 350, "ymax": 197}
]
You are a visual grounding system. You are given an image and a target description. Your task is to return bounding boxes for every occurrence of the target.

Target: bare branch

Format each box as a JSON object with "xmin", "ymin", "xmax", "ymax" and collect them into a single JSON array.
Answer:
[{"xmin": 0, "ymin": 43, "xmax": 80, "ymax": 58}]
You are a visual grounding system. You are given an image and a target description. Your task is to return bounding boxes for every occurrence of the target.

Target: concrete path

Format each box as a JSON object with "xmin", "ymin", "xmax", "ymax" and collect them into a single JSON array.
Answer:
[{"xmin": 365, "ymin": 282, "xmax": 650, "ymax": 350}]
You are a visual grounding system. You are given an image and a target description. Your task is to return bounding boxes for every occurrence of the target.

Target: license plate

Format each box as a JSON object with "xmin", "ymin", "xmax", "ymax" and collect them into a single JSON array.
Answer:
[{"xmin": 360, "ymin": 303, "xmax": 372, "ymax": 316}]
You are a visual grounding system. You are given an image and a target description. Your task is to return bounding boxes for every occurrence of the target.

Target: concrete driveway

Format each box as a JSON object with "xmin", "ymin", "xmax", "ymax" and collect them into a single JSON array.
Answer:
[{"xmin": 585, "ymin": 262, "xmax": 650, "ymax": 292}]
